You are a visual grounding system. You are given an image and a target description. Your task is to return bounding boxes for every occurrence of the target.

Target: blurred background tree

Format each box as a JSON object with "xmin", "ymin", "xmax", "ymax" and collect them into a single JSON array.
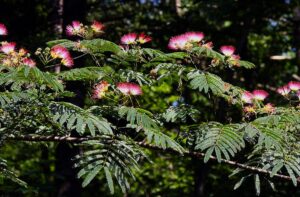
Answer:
[{"xmin": 0, "ymin": 0, "xmax": 300, "ymax": 196}]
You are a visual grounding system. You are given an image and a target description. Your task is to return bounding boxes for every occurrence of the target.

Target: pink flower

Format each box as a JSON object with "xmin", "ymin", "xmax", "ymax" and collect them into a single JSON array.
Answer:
[
  {"xmin": 18, "ymin": 48, "xmax": 28, "ymax": 56},
  {"xmin": 244, "ymin": 106, "xmax": 256, "ymax": 114},
  {"xmin": 228, "ymin": 54, "xmax": 240, "ymax": 66},
  {"xmin": 66, "ymin": 21, "xmax": 83, "ymax": 36},
  {"xmin": 0, "ymin": 42, "xmax": 16, "ymax": 54},
  {"xmin": 184, "ymin": 32, "xmax": 204, "ymax": 42},
  {"xmin": 252, "ymin": 90, "xmax": 269, "ymax": 101},
  {"xmin": 220, "ymin": 45, "xmax": 235, "ymax": 56},
  {"xmin": 168, "ymin": 32, "xmax": 204, "ymax": 50},
  {"xmin": 203, "ymin": 41, "xmax": 213, "ymax": 49},
  {"xmin": 168, "ymin": 35, "xmax": 189, "ymax": 50},
  {"xmin": 51, "ymin": 45, "xmax": 73, "ymax": 67},
  {"xmin": 121, "ymin": 33, "xmax": 137, "ymax": 45},
  {"xmin": 117, "ymin": 83, "xmax": 130, "ymax": 95},
  {"xmin": 61, "ymin": 56, "xmax": 74, "ymax": 67},
  {"xmin": 277, "ymin": 85, "xmax": 290, "ymax": 96},
  {"xmin": 23, "ymin": 58, "xmax": 36, "ymax": 68},
  {"xmin": 138, "ymin": 33, "xmax": 152, "ymax": 44},
  {"xmin": 2, "ymin": 58, "xmax": 11, "ymax": 66},
  {"xmin": 92, "ymin": 81, "xmax": 110, "ymax": 99},
  {"xmin": 288, "ymin": 81, "xmax": 300, "ymax": 91},
  {"xmin": 0, "ymin": 23, "xmax": 7, "ymax": 35},
  {"xmin": 241, "ymin": 91, "xmax": 253, "ymax": 103},
  {"xmin": 91, "ymin": 20, "xmax": 105, "ymax": 33},
  {"xmin": 117, "ymin": 82, "xmax": 142, "ymax": 95},
  {"xmin": 129, "ymin": 83, "xmax": 143, "ymax": 95},
  {"xmin": 262, "ymin": 103, "xmax": 275, "ymax": 114},
  {"xmin": 230, "ymin": 54, "xmax": 240, "ymax": 60},
  {"xmin": 51, "ymin": 45, "xmax": 70, "ymax": 59}
]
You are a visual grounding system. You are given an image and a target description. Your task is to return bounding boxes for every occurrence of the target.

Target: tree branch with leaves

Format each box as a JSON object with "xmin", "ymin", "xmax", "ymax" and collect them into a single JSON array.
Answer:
[{"xmin": 0, "ymin": 21, "xmax": 299, "ymax": 196}]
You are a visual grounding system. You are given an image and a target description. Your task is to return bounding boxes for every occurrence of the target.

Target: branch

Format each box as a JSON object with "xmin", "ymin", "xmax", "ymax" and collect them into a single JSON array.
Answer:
[
  {"xmin": 138, "ymin": 143, "xmax": 299, "ymax": 183},
  {"xmin": 6, "ymin": 134, "xmax": 299, "ymax": 183},
  {"xmin": 7, "ymin": 135, "xmax": 91, "ymax": 142}
]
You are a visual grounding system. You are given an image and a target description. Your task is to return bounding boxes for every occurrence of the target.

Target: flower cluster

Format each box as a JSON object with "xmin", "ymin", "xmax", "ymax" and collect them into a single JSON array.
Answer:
[
  {"xmin": 23, "ymin": 57, "xmax": 36, "ymax": 67},
  {"xmin": 50, "ymin": 45, "xmax": 73, "ymax": 67},
  {"xmin": 220, "ymin": 45, "xmax": 240, "ymax": 66},
  {"xmin": 1, "ymin": 42, "xmax": 16, "ymax": 54},
  {"xmin": 91, "ymin": 21, "xmax": 105, "ymax": 34},
  {"xmin": 241, "ymin": 89, "xmax": 274, "ymax": 115},
  {"xmin": 66, "ymin": 20, "xmax": 105, "ymax": 38},
  {"xmin": 0, "ymin": 24, "xmax": 35, "ymax": 67},
  {"xmin": 168, "ymin": 32, "xmax": 206, "ymax": 50},
  {"xmin": 92, "ymin": 81, "xmax": 110, "ymax": 99},
  {"xmin": 242, "ymin": 90, "xmax": 269, "ymax": 103},
  {"xmin": 116, "ymin": 82, "xmax": 143, "ymax": 95},
  {"xmin": 277, "ymin": 81, "xmax": 300, "ymax": 99},
  {"xmin": 92, "ymin": 81, "xmax": 142, "ymax": 100},
  {"xmin": 0, "ymin": 23, "xmax": 7, "ymax": 35},
  {"xmin": 0, "ymin": 41, "xmax": 35, "ymax": 67},
  {"xmin": 66, "ymin": 21, "xmax": 82, "ymax": 36},
  {"xmin": 120, "ymin": 33, "xmax": 152, "ymax": 45}
]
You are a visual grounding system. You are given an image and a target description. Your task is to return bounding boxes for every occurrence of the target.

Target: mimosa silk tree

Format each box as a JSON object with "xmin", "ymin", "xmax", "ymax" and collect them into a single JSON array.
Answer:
[{"xmin": 0, "ymin": 21, "xmax": 300, "ymax": 196}]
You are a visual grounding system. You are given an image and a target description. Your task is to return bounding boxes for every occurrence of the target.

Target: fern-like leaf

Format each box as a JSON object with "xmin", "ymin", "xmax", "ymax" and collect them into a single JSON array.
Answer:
[
  {"xmin": 0, "ymin": 158, "xmax": 27, "ymax": 187},
  {"xmin": 57, "ymin": 67, "xmax": 106, "ymax": 81},
  {"xmin": 194, "ymin": 122, "xmax": 245, "ymax": 162},
  {"xmin": 50, "ymin": 102, "xmax": 113, "ymax": 135},
  {"xmin": 74, "ymin": 135, "xmax": 144, "ymax": 193},
  {"xmin": 188, "ymin": 70, "xmax": 225, "ymax": 95},
  {"xmin": 0, "ymin": 66, "xmax": 63, "ymax": 91},
  {"xmin": 118, "ymin": 106, "xmax": 184, "ymax": 152}
]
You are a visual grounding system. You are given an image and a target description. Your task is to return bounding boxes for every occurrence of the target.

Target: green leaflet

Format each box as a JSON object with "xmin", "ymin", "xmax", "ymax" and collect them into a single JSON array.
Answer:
[
  {"xmin": 80, "ymin": 39, "xmax": 122, "ymax": 54},
  {"xmin": 194, "ymin": 123, "xmax": 245, "ymax": 162},
  {"xmin": 118, "ymin": 106, "xmax": 184, "ymax": 153},
  {"xmin": 254, "ymin": 174, "xmax": 260, "ymax": 196},
  {"xmin": 238, "ymin": 60, "xmax": 255, "ymax": 69},
  {"xmin": 47, "ymin": 38, "xmax": 122, "ymax": 54},
  {"xmin": 50, "ymin": 102, "xmax": 113, "ymax": 135},
  {"xmin": 74, "ymin": 135, "xmax": 144, "ymax": 194},
  {"xmin": 46, "ymin": 39, "xmax": 74, "ymax": 48},
  {"xmin": 191, "ymin": 46, "xmax": 224, "ymax": 61},
  {"xmin": 0, "ymin": 158, "xmax": 27, "ymax": 188},
  {"xmin": 0, "ymin": 91, "xmax": 34, "ymax": 106},
  {"xmin": 57, "ymin": 67, "xmax": 106, "ymax": 81},
  {"xmin": 188, "ymin": 70, "xmax": 225, "ymax": 95},
  {"xmin": 82, "ymin": 165, "xmax": 103, "ymax": 187},
  {"xmin": 0, "ymin": 66, "xmax": 63, "ymax": 92},
  {"xmin": 104, "ymin": 167, "xmax": 114, "ymax": 194}
]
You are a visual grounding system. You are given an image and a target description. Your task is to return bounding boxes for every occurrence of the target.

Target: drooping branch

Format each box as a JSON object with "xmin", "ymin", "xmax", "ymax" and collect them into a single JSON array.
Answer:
[{"xmin": 6, "ymin": 134, "xmax": 300, "ymax": 183}]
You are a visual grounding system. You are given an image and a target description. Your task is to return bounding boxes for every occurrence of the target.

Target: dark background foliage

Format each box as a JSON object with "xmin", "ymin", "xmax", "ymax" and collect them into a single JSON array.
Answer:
[{"xmin": 0, "ymin": 0, "xmax": 300, "ymax": 196}]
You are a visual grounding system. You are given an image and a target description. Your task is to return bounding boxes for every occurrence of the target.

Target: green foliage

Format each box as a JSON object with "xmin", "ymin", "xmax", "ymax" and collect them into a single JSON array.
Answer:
[
  {"xmin": 238, "ymin": 60, "xmax": 256, "ymax": 69},
  {"xmin": 194, "ymin": 122, "xmax": 245, "ymax": 162},
  {"xmin": 2, "ymin": 0, "xmax": 300, "ymax": 196},
  {"xmin": 79, "ymin": 39, "xmax": 122, "ymax": 55},
  {"xmin": 47, "ymin": 38, "xmax": 122, "ymax": 55},
  {"xmin": 118, "ymin": 106, "xmax": 184, "ymax": 152},
  {"xmin": 0, "ymin": 91, "xmax": 35, "ymax": 107},
  {"xmin": 188, "ymin": 70, "xmax": 225, "ymax": 94},
  {"xmin": 162, "ymin": 104, "xmax": 201, "ymax": 123},
  {"xmin": 74, "ymin": 135, "xmax": 144, "ymax": 194},
  {"xmin": 0, "ymin": 66, "xmax": 63, "ymax": 91},
  {"xmin": 0, "ymin": 158, "xmax": 27, "ymax": 188},
  {"xmin": 57, "ymin": 67, "xmax": 106, "ymax": 81},
  {"xmin": 0, "ymin": 24, "xmax": 299, "ymax": 196},
  {"xmin": 191, "ymin": 46, "xmax": 225, "ymax": 61},
  {"xmin": 50, "ymin": 102, "xmax": 113, "ymax": 136}
]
